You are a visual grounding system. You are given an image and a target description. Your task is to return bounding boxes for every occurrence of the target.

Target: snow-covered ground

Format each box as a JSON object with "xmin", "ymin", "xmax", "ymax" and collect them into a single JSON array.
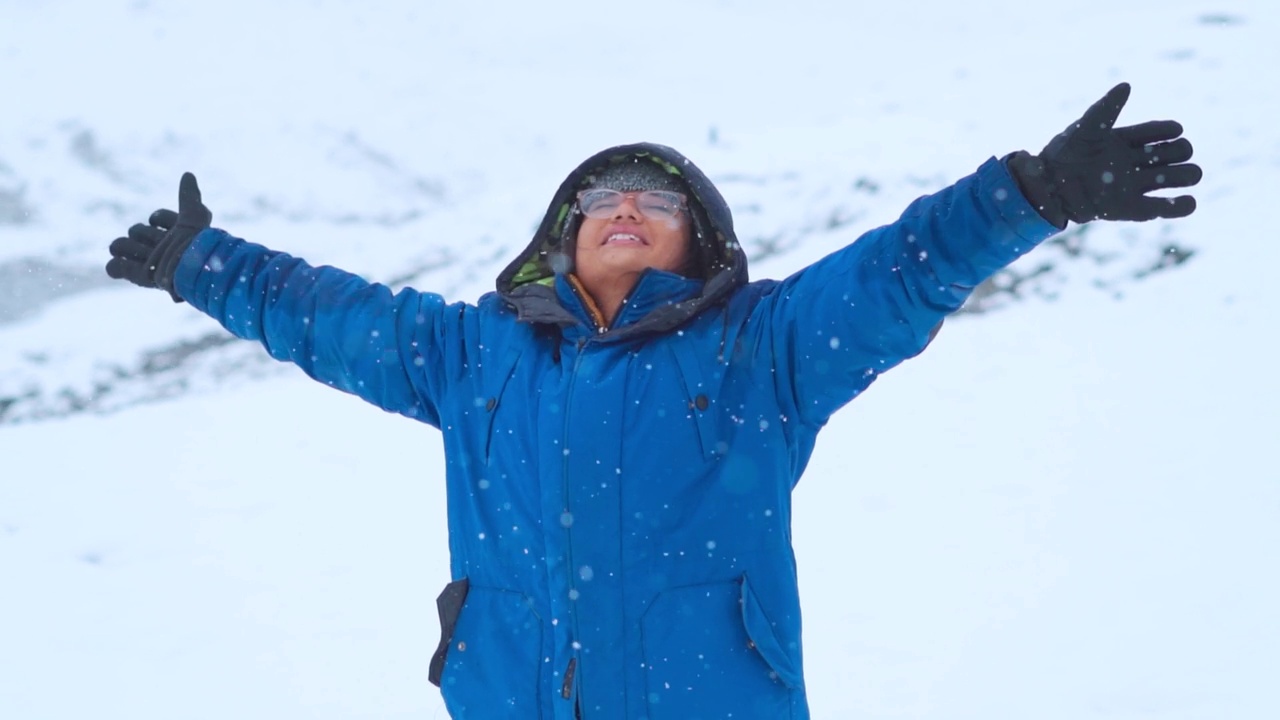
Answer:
[{"xmin": 2, "ymin": 1, "xmax": 1277, "ymax": 717}]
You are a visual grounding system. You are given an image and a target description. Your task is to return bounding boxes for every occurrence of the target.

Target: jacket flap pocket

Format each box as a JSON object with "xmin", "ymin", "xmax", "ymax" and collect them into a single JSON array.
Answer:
[
  {"xmin": 669, "ymin": 337, "xmax": 727, "ymax": 460},
  {"xmin": 435, "ymin": 585, "xmax": 543, "ymax": 717},
  {"xmin": 740, "ymin": 575, "xmax": 803, "ymax": 689},
  {"xmin": 482, "ymin": 345, "xmax": 523, "ymax": 410},
  {"xmin": 481, "ymin": 346, "xmax": 523, "ymax": 460}
]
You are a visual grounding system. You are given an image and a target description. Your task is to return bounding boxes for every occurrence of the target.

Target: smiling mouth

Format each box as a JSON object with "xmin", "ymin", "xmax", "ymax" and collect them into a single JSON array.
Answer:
[{"xmin": 604, "ymin": 233, "xmax": 647, "ymax": 246}]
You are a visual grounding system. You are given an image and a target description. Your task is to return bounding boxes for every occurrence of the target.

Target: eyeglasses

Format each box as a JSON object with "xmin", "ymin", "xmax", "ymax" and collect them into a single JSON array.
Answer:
[{"xmin": 576, "ymin": 189, "xmax": 687, "ymax": 220}]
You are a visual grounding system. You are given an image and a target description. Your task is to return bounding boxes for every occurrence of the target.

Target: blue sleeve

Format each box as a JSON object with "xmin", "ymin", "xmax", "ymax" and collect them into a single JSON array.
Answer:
[
  {"xmin": 172, "ymin": 229, "xmax": 459, "ymax": 427},
  {"xmin": 759, "ymin": 157, "xmax": 1060, "ymax": 428}
]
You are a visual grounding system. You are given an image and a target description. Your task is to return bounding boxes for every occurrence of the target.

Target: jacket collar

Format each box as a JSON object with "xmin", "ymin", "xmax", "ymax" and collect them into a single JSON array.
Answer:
[{"xmin": 555, "ymin": 270, "xmax": 704, "ymax": 342}]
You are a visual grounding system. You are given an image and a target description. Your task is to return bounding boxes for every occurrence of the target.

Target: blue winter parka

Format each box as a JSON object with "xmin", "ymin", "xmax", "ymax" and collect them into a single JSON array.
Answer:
[{"xmin": 172, "ymin": 143, "xmax": 1059, "ymax": 719}]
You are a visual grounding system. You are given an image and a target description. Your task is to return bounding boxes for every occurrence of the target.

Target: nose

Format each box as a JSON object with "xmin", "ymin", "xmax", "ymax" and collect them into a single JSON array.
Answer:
[{"xmin": 611, "ymin": 195, "xmax": 643, "ymax": 221}]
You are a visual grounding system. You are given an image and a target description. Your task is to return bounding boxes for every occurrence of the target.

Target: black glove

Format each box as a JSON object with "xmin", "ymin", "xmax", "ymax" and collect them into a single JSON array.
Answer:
[
  {"xmin": 105, "ymin": 172, "xmax": 212, "ymax": 302},
  {"xmin": 1007, "ymin": 82, "xmax": 1202, "ymax": 229}
]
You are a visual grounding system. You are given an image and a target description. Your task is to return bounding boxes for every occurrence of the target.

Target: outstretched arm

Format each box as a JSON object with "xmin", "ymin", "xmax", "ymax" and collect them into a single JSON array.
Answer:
[
  {"xmin": 756, "ymin": 82, "xmax": 1201, "ymax": 428},
  {"xmin": 757, "ymin": 158, "xmax": 1055, "ymax": 428},
  {"xmin": 106, "ymin": 174, "xmax": 459, "ymax": 427}
]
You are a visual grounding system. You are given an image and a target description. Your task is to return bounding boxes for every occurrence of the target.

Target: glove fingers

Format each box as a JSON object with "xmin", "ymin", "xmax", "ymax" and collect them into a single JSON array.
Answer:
[
  {"xmin": 179, "ymin": 172, "xmax": 202, "ymax": 207},
  {"xmin": 109, "ymin": 235, "xmax": 153, "ymax": 263},
  {"xmin": 1080, "ymin": 82, "xmax": 1132, "ymax": 131},
  {"xmin": 1139, "ymin": 164, "xmax": 1203, "ymax": 192},
  {"xmin": 1116, "ymin": 120, "xmax": 1183, "ymax": 146},
  {"xmin": 1137, "ymin": 137, "xmax": 1193, "ymax": 166},
  {"xmin": 127, "ymin": 222, "xmax": 166, "ymax": 246},
  {"xmin": 104, "ymin": 257, "xmax": 129, "ymax": 280},
  {"xmin": 149, "ymin": 208, "xmax": 179, "ymax": 230},
  {"xmin": 178, "ymin": 172, "xmax": 213, "ymax": 227},
  {"xmin": 1134, "ymin": 195, "xmax": 1197, "ymax": 221},
  {"xmin": 105, "ymin": 256, "xmax": 153, "ymax": 285}
]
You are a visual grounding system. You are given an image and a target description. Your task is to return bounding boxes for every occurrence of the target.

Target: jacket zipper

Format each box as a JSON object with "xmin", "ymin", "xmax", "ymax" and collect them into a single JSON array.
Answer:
[
  {"xmin": 566, "ymin": 274, "xmax": 609, "ymax": 334},
  {"xmin": 561, "ymin": 274, "xmax": 612, "ymax": 709},
  {"xmin": 559, "ymin": 341, "xmax": 587, "ymax": 707}
]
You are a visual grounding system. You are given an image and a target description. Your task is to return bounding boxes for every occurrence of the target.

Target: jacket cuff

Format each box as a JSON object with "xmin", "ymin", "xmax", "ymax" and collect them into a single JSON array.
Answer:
[
  {"xmin": 172, "ymin": 227, "xmax": 236, "ymax": 308},
  {"xmin": 1003, "ymin": 151, "xmax": 1068, "ymax": 230},
  {"xmin": 968, "ymin": 156, "xmax": 1063, "ymax": 275}
]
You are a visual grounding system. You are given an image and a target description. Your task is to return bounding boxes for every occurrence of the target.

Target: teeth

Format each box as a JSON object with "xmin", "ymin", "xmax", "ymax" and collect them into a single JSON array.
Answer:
[{"xmin": 606, "ymin": 233, "xmax": 643, "ymax": 244}]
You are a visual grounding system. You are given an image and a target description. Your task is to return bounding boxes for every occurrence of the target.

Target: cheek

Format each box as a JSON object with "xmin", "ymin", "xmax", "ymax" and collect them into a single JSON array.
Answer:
[
  {"xmin": 653, "ymin": 237, "xmax": 690, "ymax": 272},
  {"xmin": 655, "ymin": 216, "xmax": 682, "ymax": 232},
  {"xmin": 654, "ymin": 217, "xmax": 688, "ymax": 249},
  {"xmin": 663, "ymin": 221, "xmax": 692, "ymax": 261}
]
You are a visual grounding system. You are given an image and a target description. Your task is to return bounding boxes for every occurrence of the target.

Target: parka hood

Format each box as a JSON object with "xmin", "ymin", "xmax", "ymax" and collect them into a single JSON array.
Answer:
[{"xmin": 496, "ymin": 143, "xmax": 748, "ymax": 341}]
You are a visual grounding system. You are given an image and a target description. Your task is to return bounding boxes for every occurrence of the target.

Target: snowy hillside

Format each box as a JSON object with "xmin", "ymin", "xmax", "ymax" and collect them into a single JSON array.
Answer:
[{"xmin": 2, "ymin": 1, "xmax": 1277, "ymax": 718}]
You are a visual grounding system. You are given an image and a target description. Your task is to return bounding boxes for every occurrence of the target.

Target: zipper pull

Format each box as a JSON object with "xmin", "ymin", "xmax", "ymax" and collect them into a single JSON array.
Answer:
[{"xmin": 561, "ymin": 657, "xmax": 577, "ymax": 699}]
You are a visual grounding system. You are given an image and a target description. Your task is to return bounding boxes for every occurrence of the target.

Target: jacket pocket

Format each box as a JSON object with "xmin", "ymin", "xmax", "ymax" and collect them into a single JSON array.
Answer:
[
  {"xmin": 433, "ymin": 582, "xmax": 543, "ymax": 717},
  {"xmin": 739, "ymin": 574, "xmax": 803, "ymax": 689},
  {"xmin": 641, "ymin": 576, "xmax": 796, "ymax": 719},
  {"xmin": 481, "ymin": 346, "xmax": 523, "ymax": 463},
  {"xmin": 669, "ymin": 338, "xmax": 727, "ymax": 460}
]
